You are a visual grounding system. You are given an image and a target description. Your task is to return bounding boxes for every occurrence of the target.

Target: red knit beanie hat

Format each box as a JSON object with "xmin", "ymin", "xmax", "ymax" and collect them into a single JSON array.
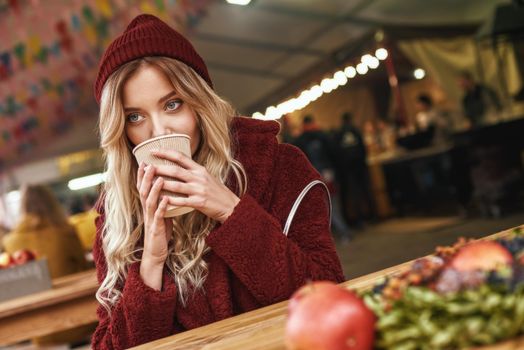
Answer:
[{"xmin": 94, "ymin": 14, "xmax": 212, "ymax": 104}]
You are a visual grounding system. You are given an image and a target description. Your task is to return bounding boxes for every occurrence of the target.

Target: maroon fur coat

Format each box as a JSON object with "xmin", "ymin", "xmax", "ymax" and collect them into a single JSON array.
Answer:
[{"xmin": 91, "ymin": 117, "xmax": 344, "ymax": 349}]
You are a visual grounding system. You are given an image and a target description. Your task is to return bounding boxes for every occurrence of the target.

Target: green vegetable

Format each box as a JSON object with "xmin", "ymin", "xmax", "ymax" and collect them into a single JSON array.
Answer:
[{"xmin": 364, "ymin": 284, "xmax": 524, "ymax": 349}]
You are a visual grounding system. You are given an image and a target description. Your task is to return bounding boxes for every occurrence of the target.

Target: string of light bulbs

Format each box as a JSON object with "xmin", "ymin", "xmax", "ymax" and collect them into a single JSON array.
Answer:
[{"xmin": 252, "ymin": 48, "xmax": 389, "ymax": 120}]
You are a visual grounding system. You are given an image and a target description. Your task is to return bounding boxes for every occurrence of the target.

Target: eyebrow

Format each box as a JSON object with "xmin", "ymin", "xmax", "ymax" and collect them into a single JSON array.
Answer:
[{"xmin": 123, "ymin": 90, "xmax": 178, "ymax": 112}]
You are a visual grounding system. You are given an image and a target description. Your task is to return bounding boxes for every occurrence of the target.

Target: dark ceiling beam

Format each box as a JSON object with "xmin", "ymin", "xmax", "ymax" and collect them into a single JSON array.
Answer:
[
  {"xmin": 262, "ymin": 21, "xmax": 340, "ymax": 72},
  {"xmin": 383, "ymin": 24, "xmax": 480, "ymax": 39},
  {"xmin": 192, "ymin": 32, "xmax": 325, "ymax": 57},
  {"xmin": 253, "ymin": 1, "xmax": 381, "ymax": 27},
  {"xmin": 206, "ymin": 61, "xmax": 289, "ymax": 80},
  {"xmin": 253, "ymin": 2, "xmax": 483, "ymax": 29},
  {"xmin": 261, "ymin": 0, "xmax": 376, "ymax": 76}
]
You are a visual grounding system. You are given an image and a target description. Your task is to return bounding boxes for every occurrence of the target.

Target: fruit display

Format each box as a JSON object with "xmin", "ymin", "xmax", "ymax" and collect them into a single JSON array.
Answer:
[
  {"xmin": 0, "ymin": 249, "xmax": 51, "ymax": 303},
  {"xmin": 364, "ymin": 228, "xmax": 524, "ymax": 349},
  {"xmin": 0, "ymin": 249, "xmax": 36, "ymax": 268},
  {"xmin": 284, "ymin": 227, "xmax": 524, "ymax": 350}
]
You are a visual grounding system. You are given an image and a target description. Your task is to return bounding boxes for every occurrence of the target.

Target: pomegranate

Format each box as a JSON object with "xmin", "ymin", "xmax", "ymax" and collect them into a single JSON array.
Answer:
[
  {"xmin": 285, "ymin": 281, "xmax": 375, "ymax": 350},
  {"xmin": 450, "ymin": 241, "xmax": 513, "ymax": 272}
]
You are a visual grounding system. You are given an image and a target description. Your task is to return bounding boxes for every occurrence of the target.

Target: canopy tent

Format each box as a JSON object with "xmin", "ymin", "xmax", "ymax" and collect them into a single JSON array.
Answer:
[{"xmin": 0, "ymin": 0, "xmax": 515, "ymax": 173}]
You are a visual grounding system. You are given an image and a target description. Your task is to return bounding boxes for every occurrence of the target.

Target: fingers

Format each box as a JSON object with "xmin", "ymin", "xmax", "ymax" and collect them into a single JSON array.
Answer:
[
  {"xmin": 145, "ymin": 176, "xmax": 164, "ymax": 217},
  {"xmin": 153, "ymin": 164, "xmax": 192, "ymax": 182},
  {"xmin": 151, "ymin": 150, "xmax": 201, "ymax": 171},
  {"xmin": 162, "ymin": 180, "xmax": 193, "ymax": 195},
  {"xmin": 154, "ymin": 196, "xmax": 169, "ymax": 222},
  {"xmin": 138, "ymin": 164, "xmax": 156, "ymax": 202},
  {"xmin": 137, "ymin": 164, "xmax": 191, "ymax": 218}
]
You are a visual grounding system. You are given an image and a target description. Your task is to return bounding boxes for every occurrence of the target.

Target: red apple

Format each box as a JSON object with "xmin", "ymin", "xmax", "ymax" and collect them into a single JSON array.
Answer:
[
  {"xmin": 285, "ymin": 281, "xmax": 375, "ymax": 350},
  {"xmin": 0, "ymin": 252, "xmax": 15, "ymax": 268},
  {"xmin": 450, "ymin": 241, "xmax": 513, "ymax": 272},
  {"xmin": 12, "ymin": 249, "xmax": 36, "ymax": 265}
]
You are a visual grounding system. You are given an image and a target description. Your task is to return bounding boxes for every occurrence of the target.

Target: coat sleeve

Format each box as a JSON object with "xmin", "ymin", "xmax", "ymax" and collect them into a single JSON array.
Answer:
[
  {"xmin": 91, "ymin": 210, "xmax": 179, "ymax": 350},
  {"xmin": 205, "ymin": 145, "xmax": 345, "ymax": 306}
]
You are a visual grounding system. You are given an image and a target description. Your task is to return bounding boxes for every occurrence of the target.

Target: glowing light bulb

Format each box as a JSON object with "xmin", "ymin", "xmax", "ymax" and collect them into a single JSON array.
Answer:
[
  {"xmin": 344, "ymin": 66, "xmax": 356, "ymax": 78},
  {"xmin": 356, "ymin": 63, "xmax": 368, "ymax": 75},
  {"xmin": 375, "ymin": 48, "xmax": 388, "ymax": 60},
  {"xmin": 333, "ymin": 71, "xmax": 348, "ymax": 86},
  {"xmin": 414, "ymin": 68, "xmax": 426, "ymax": 80}
]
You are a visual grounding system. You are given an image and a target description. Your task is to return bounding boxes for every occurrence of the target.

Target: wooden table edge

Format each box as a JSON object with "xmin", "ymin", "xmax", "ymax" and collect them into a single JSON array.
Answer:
[
  {"xmin": 0, "ymin": 269, "xmax": 98, "ymax": 318},
  {"xmin": 129, "ymin": 225, "xmax": 522, "ymax": 349}
]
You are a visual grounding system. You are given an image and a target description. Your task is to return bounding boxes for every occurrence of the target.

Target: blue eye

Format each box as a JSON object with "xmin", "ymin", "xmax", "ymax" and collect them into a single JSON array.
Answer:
[
  {"xmin": 165, "ymin": 99, "xmax": 182, "ymax": 111},
  {"xmin": 126, "ymin": 113, "xmax": 143, "ymax": 123}
]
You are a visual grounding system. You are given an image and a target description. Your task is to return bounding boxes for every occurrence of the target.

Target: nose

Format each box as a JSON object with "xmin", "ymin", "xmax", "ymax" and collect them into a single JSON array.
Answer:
[{"xmin": 151, "ymin": 115, "xmax": 173, "ymax": 138}]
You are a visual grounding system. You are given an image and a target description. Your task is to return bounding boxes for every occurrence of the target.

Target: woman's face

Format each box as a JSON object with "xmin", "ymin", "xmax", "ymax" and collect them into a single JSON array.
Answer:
[{"xmin": 122, "ymin": 64, "xmax": 201, "ymax": 155}]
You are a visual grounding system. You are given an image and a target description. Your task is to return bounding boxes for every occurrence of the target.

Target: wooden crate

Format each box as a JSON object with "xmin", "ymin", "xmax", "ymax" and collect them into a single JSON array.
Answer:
[{"xmin": 0, "ymin": 259, "xmax": 52, "ymax": 302}]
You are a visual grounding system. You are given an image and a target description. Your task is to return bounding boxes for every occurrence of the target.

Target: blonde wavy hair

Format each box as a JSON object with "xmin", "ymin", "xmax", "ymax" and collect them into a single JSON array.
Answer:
[{"xmin": 96, "ymin": 57, "xmax": 247, "ymax": 313}]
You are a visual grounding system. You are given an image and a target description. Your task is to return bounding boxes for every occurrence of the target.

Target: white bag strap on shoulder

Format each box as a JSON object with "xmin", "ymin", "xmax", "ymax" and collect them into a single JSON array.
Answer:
[{"xmin": 283, "ymin": 180, "xmax": 332, "ymax": 236}]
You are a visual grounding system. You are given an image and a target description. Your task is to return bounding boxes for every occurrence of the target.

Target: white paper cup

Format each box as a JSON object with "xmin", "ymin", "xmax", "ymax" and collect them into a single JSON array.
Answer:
[{"xmin": 132, "ymin": 134, "xmax": 194, "ymax": 218}]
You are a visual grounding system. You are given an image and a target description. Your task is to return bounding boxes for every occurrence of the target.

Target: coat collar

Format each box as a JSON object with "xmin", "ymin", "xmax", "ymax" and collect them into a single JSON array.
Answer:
[{"xmin": 230, "ymin": 117, "xmax": 281, "ymax": 207}]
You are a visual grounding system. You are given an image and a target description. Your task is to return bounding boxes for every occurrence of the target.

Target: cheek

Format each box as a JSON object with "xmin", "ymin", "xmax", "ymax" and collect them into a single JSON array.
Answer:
[{"xmin": 125, "ymin": 125, "xmax": 145, "ymax": 147}]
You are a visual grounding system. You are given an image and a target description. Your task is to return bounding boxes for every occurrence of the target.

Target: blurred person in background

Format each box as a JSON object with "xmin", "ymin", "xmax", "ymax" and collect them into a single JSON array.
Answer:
[
  {"xmin": 3, "ymin": 184, "xmax": 88, "ymax": 277},
  {"xmin": 2, "ymin": 184, "xmax": 92, "ymax": 346},
  {"xmin": 333, "ymin": 112, "xmax": 373, "ymax": 228},
  {"xmin": 458, "ymin": 71, "xmax": 502, "ymax": 127},
  {"xmin": 414, "ymin": 94, "xmax": 450, "ymax": 144},
  {"xmin": 295, "ymin": 115, "xmax": 351, "ymax": 240},
  {"xmin": 294, "ymin": 115, "xmax": 335, "ymax": 176}
]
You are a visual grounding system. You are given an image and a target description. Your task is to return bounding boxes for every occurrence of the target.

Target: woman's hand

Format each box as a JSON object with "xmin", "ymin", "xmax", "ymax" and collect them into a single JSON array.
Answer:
[
  {"xmin": 151, "ymin": 150, "xmax": 240, "ymax": 223},
  {"xmin": 136, "ymin": 162, "xmax": 172, "ymax": 290}
]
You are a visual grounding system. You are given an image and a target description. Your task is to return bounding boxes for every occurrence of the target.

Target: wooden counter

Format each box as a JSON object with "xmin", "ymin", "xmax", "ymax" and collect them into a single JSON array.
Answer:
[
  {"xmin": 131, "ymin": 226, "xmax": 522, "ymax": 350},
  {"xmin": 0, "ymin": 269, "xmax": 98, "ymax": 345}
]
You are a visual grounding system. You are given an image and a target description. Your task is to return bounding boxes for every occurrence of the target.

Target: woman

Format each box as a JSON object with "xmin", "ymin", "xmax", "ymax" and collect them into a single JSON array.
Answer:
[
  {"xmin": 92, "ymin": 14, "xmax": 344, "ymax": 349},
  {"xmin": 3, "ymin": 184, "xmax": 88, "ymax": 278},
  {"xmin": 3, "ymin": 185, "xmax": 92, "ymax": 346}
]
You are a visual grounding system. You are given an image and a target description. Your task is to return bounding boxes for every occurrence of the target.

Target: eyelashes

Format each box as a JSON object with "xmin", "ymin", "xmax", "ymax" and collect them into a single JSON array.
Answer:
[
  {"xmin": 165, "ymin": 99, "xmax": 183, "ymax": 111},
  {"xmin": 125, "ymin": 99, "xmax": 184, "ymax": 123},
  {"xmin": 126, "ymin": 113, "xmax": 144, "ymax": 123}
]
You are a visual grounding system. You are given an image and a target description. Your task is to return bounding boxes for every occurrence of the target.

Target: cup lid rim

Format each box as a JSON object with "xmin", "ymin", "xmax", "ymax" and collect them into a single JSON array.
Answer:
[{"xmin": 132, "ymin": 134, "xmax": 191, "ymax": 155}]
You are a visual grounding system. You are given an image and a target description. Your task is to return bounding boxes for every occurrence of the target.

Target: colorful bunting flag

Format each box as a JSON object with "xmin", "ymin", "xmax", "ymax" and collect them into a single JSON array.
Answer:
[{"xmin": 0, "ymin": 0, "xmax": 215, "ymax": 168}]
